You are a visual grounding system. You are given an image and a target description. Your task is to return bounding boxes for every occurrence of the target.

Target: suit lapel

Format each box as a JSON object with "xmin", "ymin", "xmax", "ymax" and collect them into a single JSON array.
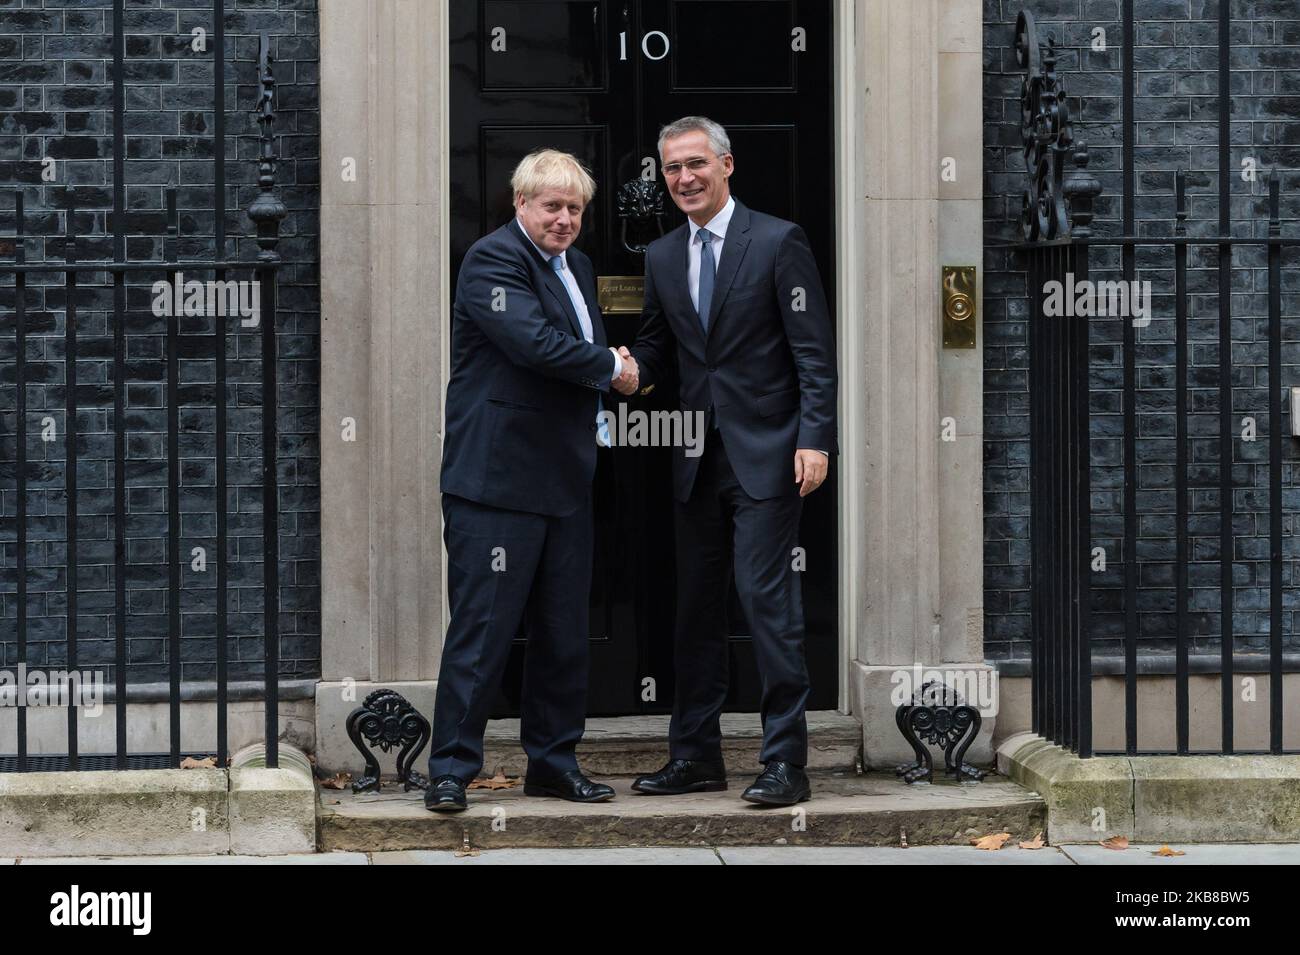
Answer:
[
  {"xmin": 705, "ymin": 200, "xmax": 752, "ymax": 341},
  {"xmin": 541, "ymin": 262, "xmax": 586, "ymax": 340},
  {"xmin": 508, "ymin": 219, "xmax": 585, "ymax": 339}
]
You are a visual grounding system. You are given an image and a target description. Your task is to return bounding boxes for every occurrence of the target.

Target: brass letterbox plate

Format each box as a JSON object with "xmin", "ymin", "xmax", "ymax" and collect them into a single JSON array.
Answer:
[
  {"xmin": 598, "ymin": 275, "xmax": 645, "ymax": 314},
  {"xmin": 942, "ymin": 265, "xmax": 977, "ymax": 349}
]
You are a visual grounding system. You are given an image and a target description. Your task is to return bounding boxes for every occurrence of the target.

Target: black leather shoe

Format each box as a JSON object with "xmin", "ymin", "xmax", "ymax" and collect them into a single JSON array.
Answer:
[
  {"xmin": 424, "ymin": 774, "xmax": 468, "ymax": 812},
  {"xmin": 741, "ymin": 761, "xmax": 811, "ymax": 806},
  {"xmin": 523, "ymin": 768, "xmax": 615, "ymax": 803},
  {"xmin": 631, "ymin": 758, "xmax": 727, "ymax": 795}
]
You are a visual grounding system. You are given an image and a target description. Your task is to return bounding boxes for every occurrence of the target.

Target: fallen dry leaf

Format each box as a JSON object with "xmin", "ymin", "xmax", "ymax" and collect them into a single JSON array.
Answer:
[
  {"xmin": 971, "ymin": 831, "xmax": 1011, "ymax": 850},
  {"xmin": 1019, "ymin": 832, "xmax": 1045, "ymax": 850},
  {"xmin": 1101, "ymin": 835, "xmax": 1130, "ymax": 850},
  {"xmin": 1152, "ymin": 845, "xmax": 1185, "ymax": 857},
  {"xmin": 318, "ymin": 771, "xmax": 352, "ymax": 790},
  {"xmin": 180, "ymin": 756, "xmax": 216, "ymax": 769},
  {"xmin": 469, "ymin": 770, "xmax": 520, "ymax": 791}
]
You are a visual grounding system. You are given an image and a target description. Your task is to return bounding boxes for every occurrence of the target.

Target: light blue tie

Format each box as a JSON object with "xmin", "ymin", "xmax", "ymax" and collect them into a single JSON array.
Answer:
[
  {"xmin": 550, "ymin": 255, "xmax": 594, "ymax": 341},
  {"xmin": 551, "ymin": 255, "xmax": 611, "ymax": 447},
  {"xmin": 696, "ymin": 228, "xmax": 715, "ymax": 333}
]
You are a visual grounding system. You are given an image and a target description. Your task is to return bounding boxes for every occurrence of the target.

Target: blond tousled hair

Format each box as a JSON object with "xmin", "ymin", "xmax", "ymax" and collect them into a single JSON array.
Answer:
[{"xmin": 510, "ymin": 149, "xmax": 597, "ymax": 204}]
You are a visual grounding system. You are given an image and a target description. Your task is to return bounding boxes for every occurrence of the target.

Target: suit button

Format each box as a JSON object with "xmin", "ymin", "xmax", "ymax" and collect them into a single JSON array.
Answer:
[{"xmin": 707, "ymin": 364, "xmax": 717, "ymax": 372}]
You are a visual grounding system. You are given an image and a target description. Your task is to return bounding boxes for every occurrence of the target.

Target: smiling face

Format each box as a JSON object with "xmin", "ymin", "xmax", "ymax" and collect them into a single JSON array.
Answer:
[
  {"xmin": 515, "ymin": 186, "xmax": 584, "ymax": 255},
  {"xmin": 661, "ymin": 128, "xmax": 733, "ymax": 226}
]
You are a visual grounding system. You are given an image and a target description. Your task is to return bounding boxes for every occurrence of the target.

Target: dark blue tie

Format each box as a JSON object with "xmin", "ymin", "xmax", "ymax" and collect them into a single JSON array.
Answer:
[{"xmin": 696, "ymin": 228, "xmax": 715, "ymax": 333}]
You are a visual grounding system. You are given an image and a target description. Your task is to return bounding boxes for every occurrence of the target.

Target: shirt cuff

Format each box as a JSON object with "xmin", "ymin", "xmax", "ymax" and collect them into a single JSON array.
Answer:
[{"xmin": 609, "ymin": 348, "xmax": 622, "ymax": 388}]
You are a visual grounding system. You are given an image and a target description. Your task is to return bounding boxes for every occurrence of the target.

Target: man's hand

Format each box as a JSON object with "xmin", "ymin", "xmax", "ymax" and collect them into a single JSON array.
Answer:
[
  {"xmin": 794, "ymin": 449, "xmax": 827, "ymax": 497},
  {"xmin": 611, "ymin": 346, "xmax": 639, "ymax": 395}
]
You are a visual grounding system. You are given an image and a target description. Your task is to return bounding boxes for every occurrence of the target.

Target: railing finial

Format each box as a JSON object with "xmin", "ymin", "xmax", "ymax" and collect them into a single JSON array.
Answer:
[
  {"xmin": 1063, "ymin": 144, "xmax": 1101, "ymax": 239},
  {"xmin": 1268, "ymin": 170, "xmax": 1281, "ymax": 237},
  {"xmin": 1174, "ymin": 169, "xmax": 1188, "ymax": 236},
  {"xmin": 246, "ymin": 31, "xmax": 287, "ymax": 264},
  {"xmin": 1016, "ymin": 8, "xmax": 1097, "ymax": 242}
]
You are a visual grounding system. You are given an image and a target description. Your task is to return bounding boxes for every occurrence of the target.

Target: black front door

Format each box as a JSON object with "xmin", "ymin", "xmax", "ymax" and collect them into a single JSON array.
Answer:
[{"xmin": 449, "ymin": 0, "xmax": 836, "ymax": 716}]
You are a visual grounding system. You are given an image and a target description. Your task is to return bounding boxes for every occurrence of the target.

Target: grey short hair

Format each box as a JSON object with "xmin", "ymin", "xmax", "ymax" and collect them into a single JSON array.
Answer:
[{"xmin": 657, "ymin": 116, "xmax": 731, "ymax": 162}]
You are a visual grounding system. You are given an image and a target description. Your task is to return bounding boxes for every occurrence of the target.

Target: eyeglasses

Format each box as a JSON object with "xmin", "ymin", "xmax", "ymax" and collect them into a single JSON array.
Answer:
[{"xmin": 661, "ymin": 156, "xmax": 718, "ymax": 178}]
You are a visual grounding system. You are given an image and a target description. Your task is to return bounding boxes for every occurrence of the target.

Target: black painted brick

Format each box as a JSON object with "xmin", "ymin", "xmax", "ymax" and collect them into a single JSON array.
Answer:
[
  {"xmin": 0, "ymin": 0, "xmax": 319, "ymax": 685},
  {"xmin": 984, "ymin": 0, "xmax": 1300, "ymax": 663}
]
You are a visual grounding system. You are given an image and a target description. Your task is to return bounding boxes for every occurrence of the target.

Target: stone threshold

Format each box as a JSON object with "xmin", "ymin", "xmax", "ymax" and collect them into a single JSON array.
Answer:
[
  {"xmin": 318, "ymin": 770, "xmax": 1046, "ymax": 851},
  {"xmin": 999, "ymin": 731, "xmax": 1300, "ymax": 843},
  {"xmin": 480, "ymin": 710, "xmax": 862, "ymax": 777}
]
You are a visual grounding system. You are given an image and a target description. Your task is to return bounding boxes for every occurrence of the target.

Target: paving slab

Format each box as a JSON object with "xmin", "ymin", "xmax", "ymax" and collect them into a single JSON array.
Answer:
[
  {"xmin": 17, "ymin": 853, "xmax": 368, "ymax": 865},
  {"xmin": 1059, "ymin": 843, "xmax": 1300, "ymax": 865},
  {"xmin": 320, "ymin": 771, "xmax": 1046, "ymax": 851},
  {"xmin": 718, "ymin": 845, "xmax": 1074, "ymax": 864},
  {"xmin": 372, "ymin": 847, "xmax": 722, "ymax": 864},
  {"xmin": 11, "ymin": 844, "xmax": 1300, "ymax": 864}
]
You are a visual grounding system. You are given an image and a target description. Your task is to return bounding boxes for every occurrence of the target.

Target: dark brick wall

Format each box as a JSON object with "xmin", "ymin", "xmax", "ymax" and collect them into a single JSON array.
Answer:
[
  {"xmin": 984, "ymin": 0, "xmax": 1300, "ymax": 663},
  {"xmin": 0, "ymin": 0, "xmax": 319, "ymax": 684}
]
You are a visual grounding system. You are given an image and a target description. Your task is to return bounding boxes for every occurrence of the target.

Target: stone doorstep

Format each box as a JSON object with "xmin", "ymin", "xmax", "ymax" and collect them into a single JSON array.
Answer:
[
  {"xmin": 0, "ymin": 744, "xmax": 317, "ymax": 858},
  {"xmin": 998, "ymin": 731, "xmax": 1300, "ymax": 845},
  {"xmin": 480, "ymin": 710, "xmax": 862, "ymax": 777},
  {"xmin": 317, "ymin": 772, "xmax": 1047, "ymax": 851}
]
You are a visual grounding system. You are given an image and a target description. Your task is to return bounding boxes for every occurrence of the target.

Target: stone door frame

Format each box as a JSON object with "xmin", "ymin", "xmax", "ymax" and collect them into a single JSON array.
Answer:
[{"xmin": 314, "ymin": 0, "xmax": 988, "ymax": 772}]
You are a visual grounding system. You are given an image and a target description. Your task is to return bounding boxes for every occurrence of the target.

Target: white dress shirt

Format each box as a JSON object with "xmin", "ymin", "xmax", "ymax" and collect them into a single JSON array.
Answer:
[{"xmin": 687, "ymin": 195, "xmax": 735, "ymax": 313}]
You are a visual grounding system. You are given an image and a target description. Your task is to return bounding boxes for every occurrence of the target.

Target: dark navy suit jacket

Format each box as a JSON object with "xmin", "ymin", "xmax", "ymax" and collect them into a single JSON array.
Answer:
[
  {"xmin": 440, "ymin": 219, "xmax": 614, "ymax": 517},
  {"xmin": 631, "ymin": 199, "xmax": 838, "ymax": 502}
]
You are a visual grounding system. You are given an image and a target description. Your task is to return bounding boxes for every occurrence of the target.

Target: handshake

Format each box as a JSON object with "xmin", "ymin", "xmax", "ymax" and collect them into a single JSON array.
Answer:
[{"xmin": 610, "ymin": 345, "xmax": 640, "ymax": 396}]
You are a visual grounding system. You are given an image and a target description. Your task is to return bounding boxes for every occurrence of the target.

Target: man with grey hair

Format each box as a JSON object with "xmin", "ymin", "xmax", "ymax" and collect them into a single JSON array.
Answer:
[
  {"xmin": 426, "ymin": 149, "xmax": 639, "ymax": 811},
  {"xmin": 619, "ymin": 116, "xmax": 837, "ymax": 806}
]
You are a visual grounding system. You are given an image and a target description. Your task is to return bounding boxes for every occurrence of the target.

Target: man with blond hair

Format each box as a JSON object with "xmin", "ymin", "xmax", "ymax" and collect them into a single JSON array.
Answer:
[{"xmin": 426, "ymin": 149, "xmax": 639, "ymax": 811}]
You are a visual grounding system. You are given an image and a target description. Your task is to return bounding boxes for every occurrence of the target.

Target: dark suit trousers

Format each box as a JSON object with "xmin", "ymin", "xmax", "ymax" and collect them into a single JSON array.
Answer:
[
  {"xmin": 428, "ymin": 492, "xmax": 592, "ymax": 783},
  {"xmin": 669, "ymin": 429, "xmax": 811, "ymax": 766}
]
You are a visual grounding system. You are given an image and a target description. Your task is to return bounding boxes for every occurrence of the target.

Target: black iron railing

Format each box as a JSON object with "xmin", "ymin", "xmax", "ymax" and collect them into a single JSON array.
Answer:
[
  {"xmin": 0, "ymin": 10, "xmax": 286, "ymax": 770},
  {"xmin": 1014, "ymin": 7, "xmax": 1297, "ymax": 757}
]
